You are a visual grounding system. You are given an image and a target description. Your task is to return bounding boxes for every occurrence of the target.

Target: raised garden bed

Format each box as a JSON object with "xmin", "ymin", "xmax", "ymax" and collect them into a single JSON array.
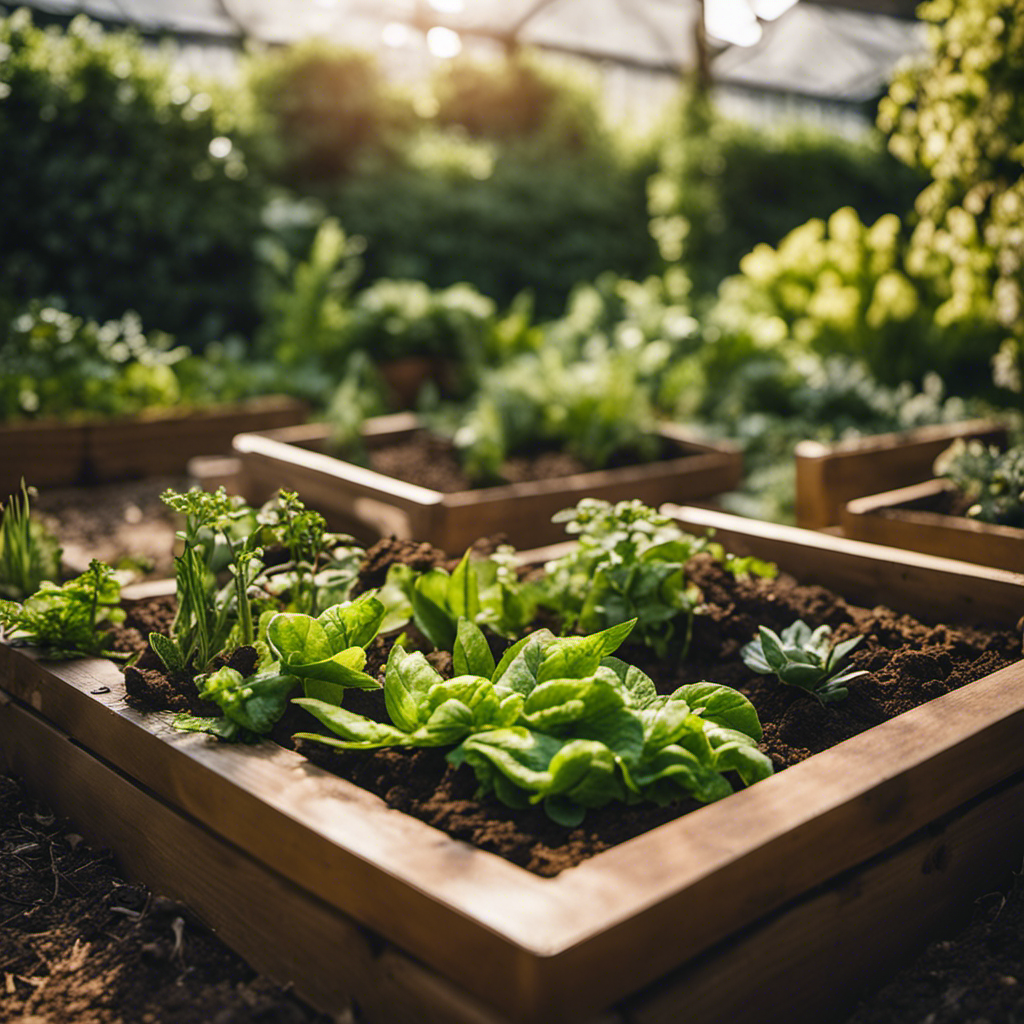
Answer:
[
  {"xmin": 4, "ymin": 508, "xmax": 1024, "ymax": 1023},
  {"xmin": 794, "ymin": 419, "xmax": 1008, "ymax": 530},
  {"xmin": 231, "ymin": 412, "xmax": 743, "ymax": 550},
  {"xmin": 0, "ymin": 396, "xmax": 307, "ymax": 497},
  {"xmin": 842, "ymin": 477, "xmax": 1024, "ymax": 574}
]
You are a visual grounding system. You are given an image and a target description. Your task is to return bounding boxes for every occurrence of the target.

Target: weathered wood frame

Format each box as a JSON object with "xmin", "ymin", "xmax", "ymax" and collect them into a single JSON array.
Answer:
[
  {"xmin": 794, "ymin": 419, "xmax": 1008, "ymax": 530},
  {"xmin": 232, "ymin": 413, "xmax": 744, "ymax": 551},
  {"xmin": 0, "ymin": 396, "xmax": 307, "ymax": 496},
  {"xmin": 4, "ymin": 509, "xmax": 1024, "ymax": 1024},
  {"xmin": 842, "ymin": 477, "xmax": 1024, "ymax": 573}
]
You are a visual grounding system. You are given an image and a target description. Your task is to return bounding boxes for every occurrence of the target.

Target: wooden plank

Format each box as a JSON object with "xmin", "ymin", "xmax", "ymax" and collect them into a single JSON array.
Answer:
[
  {"xmin": 86, "ymin": 397, "xmax": 307, "ymax": 480},
  {"xmin": 794, "ymin": 419, "xmax": 1008, "ymax": 529},
  {"xmin": 842, "ymin": 478, "xmax": 1024, "ymax": 574},
  {"xmin": 5, "ymin": 511, "xmax": 1024, "ymax": 1021},
  {"xmin": 664, "ymin": 503, "xmax": 1024, "ymax": 626},
  {"xmin": 626, "ymin": 771, "xmax": 1024, "ymax": 1024},
  {"xmin": 234, "ymin": 417, "xmax": 743, "ymax": 552},
  {"xmin": 0, "ymin": 420, "xmax": 88, "ymax": 496}
]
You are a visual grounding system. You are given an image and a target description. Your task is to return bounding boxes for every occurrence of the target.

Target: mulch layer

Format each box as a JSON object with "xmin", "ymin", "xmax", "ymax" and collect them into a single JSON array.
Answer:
[{"xmin": 0, "ymin": 774, "xmax": 337, "ymax": 1024}]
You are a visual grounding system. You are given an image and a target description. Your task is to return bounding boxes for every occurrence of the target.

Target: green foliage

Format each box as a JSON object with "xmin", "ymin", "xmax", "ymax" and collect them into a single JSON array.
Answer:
[
  {"xmin": 451, "ymin": 346, "xmax": 659, "ymax": 484},
  {"xmin": 246, "ymin": 40, "xmax": 410, "ymax": 185},
  {"xmin": 0, "ymin": 481, "xmax": 61, "ymax": 601},
  {"xmin": 704, "ymin": 207, "xmax": 1005, "ymax": 390},
  {"xmin": 173, "ymin": 662, "xmax": 299, "ymax": 743},
  {"xmin": 431, "ymin": 51, "xmax": 607, "ymax": 154},
  {"xmin": 0, "ymin": 558, "xmax": 124, "ymax": 659},
  {"xmin": 934, "ymin": 438, "xmax": 1024, "ymax": 527},
  {"xmin": 294, "ymin": 619, "xmax": 772, "ymax": 826},
  {"xmin": 266, "ymin": 596, "xmax": 385, "ymax": 703},
  {"xmin": 1, "ymin": 303, "xmax": 186, "ymax": 421},
  {"xmin": 879, "ymin": 0, "xmax": 1024, "ymax": 394},
  {"xmin": 538, "ymin": 499, "xmax": 776, "ymax": 657},
  {"xmin": 0, "ymin": 11, "xmax": 268, "ymax": 347},
  {"xmin": 330, "ymin": 136, "xmax": 657, "ymax": 318},
  {"xmin": 741, "ymin": 620, "xmax": 867, "ymax": 704},
  {"xmin": 649, "ymin": 93, "xmax": 925, "ymax": 296},
  {"xmin": 387, "ymin": 548, "xmax": 534, "ymax": 648}
]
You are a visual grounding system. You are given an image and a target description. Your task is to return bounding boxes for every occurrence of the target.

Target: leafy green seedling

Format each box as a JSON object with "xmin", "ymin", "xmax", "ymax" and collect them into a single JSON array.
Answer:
[
  {"xmin": 0, "ymin": 559, "xmax": 124, "ymax": 659},
  {"xmin": 740, "ymin": 619, "xmax": 867, "ymax": 704},
  {"xmin": 266, "ymin": 594, "xmax": 386, "ymax": 704},
  {"xmin": 173, "ymin": 662, "xmax": 299, "ymax": 743},
  {"xmin": 0, "ymin": 480, "xmax": 62, "ymax": 601}
]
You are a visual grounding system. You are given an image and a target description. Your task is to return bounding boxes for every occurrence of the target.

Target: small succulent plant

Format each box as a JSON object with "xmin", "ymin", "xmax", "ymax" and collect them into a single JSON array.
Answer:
[{"xmin": 740, "ymin": 619, "xmax": 868, "ymax": 704}]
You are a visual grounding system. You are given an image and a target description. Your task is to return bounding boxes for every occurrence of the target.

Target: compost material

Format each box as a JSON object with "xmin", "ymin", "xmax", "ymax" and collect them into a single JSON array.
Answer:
[
  {"xmin": 122, "ymin": 541, "xmax": 1020, "ymax": 877},
  {"xmin": 0, "ymin": 773, "xmax": 334, "ymax": 1024}
]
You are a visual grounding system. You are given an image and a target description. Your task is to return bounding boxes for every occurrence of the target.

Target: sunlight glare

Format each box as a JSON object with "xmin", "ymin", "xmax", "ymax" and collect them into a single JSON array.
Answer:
[
  {"xmin": 427, "ymin": 0, "xmax": 466, "ymax": 11},
  {"xmin": 750, "ymin": 0, "xmax": 799, "ymax": 20},
  {"xmin": 704, "ymin": 0, "xmax": 763, "ymax": 47},
  {"xmin": 382, "ymin": 22, "xmax": 415, "ymax": 47},
  {"xmin": 426, "ymin": 25, "xmax": 462, "ymax": 58}
]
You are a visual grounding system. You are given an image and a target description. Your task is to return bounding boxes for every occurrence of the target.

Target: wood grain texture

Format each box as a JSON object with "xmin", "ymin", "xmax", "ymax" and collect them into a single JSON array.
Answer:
[
  {"xmin": 233, "ymin": 417, "xmax": 743, "ymax": 551},
  {"xmin": 843, "ymin": 478, "xmax": 1024, "ymax": 574},
  {"xmin": 794, "ymin": 419, "xmax": 1008, "ymax": 529},
  {"xmin": 0, "ymin": 420, "xmax": 88, "ymax": 495},
  {"xmin": 4, "ymin": 510, "xmax": 1024, "ymax": 1021}
]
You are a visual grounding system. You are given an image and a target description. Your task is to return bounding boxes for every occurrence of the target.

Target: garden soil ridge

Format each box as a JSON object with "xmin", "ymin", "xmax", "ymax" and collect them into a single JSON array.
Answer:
[{"xmin": 119, "ymin": 537, "xmax": 1021, "ymax": 877}]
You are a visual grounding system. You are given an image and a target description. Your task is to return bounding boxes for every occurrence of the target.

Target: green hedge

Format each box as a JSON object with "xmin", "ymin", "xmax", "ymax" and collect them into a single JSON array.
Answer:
[
  {"xmin": 649, "ymin": 95, "xmax": 927, "ymax": 296},
  {"xmin": 0, "ymin": 11, "xmax": 268, "ymax": 348}
]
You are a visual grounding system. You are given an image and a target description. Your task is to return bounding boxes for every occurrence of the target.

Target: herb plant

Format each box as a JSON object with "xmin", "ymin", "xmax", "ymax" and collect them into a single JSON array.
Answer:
[
  {"xmin": 0, "ymin": 559, "xmax": 124, "ymax": 659},
  {"xmin": 0, "ymin": 481, "xmax": 61, "ymax": 601},
  {"xmin": 538, "ymin": 499, "xmax": 775, "ymax": 658},
  {"xmin": 934, "ymin": 439, "xmax": 1024, "ymax": 528},
  {"xmin": 740, "ymin": 620, "xmax": 867, "ymax": 704},
  {"xmin": 294, "ymin": 618, "xmax": 772, "ymax": 826}
]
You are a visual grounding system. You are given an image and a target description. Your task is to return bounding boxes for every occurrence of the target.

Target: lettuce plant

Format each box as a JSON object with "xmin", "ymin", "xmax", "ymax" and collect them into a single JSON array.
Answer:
[
  {"xmin": 740, "ymin": 619, "xmax": 867, "ymax": 704},
  {"xmin": 0, "ymin": 481, "xmax": 61, "ymax": 602},
  {"xmin": 294, "ymin": 618, "xmax": 772, "ymax": 826},
  {"xmin": 387, "ymin": 547, "xmax": 533, "ymax": 649},
  {"xmin": 172, "ymin": 594, "xmax": 389, "ymax": 742},
  {"xmin": 0, "ymin": 559, "xmax": 124, "ymax": 659}
]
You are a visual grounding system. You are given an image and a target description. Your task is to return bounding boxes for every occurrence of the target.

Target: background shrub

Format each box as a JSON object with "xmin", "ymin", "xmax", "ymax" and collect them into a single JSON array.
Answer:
[
  {"xmin": 649, "ymin": 94, "xmax": 927, "ymax": 297},
  {"xmin": 0, "ymin": 11, "xmax": 268, "ymax": 349}
]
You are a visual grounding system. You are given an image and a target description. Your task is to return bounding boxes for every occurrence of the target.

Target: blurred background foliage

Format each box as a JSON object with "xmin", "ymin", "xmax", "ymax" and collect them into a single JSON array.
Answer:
[{"xmin": 1, "ymin": 1, "xmax": 1022, "ymax": 522}]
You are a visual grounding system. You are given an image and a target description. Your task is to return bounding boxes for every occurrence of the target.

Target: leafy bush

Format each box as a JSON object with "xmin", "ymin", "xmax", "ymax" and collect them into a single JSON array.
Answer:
[
  {"xmin": 246, "ymin": 41, "xmax": 411, "ymax": 186},
  {"xmin": 0, "ymin": 11, "xmax": 268, "ymax": 348},
  {"xmin": 0, "ymin": 303, "xmax": 185, "ymax": 421},
  {"xmin": 431, "ymin": 51, "xmax": 607, "ymax": 154},
  {"xmin": 649, "ymin": 93, "xmax": 926, "ymax": 296},
  {"xmin": 878, "ymin": 0, "xmax": 1024, "ymax": 393},
  {"xmin": 329, "ymin": 132, "xmax": 658, "ymax": 317},
  {"xmin": 702, "ymin": 207, "xmax": 1005, "ymax": 390},
  {"xmin": 934, "ymin": 438, "xmax": 1024, "ymax": 527}
]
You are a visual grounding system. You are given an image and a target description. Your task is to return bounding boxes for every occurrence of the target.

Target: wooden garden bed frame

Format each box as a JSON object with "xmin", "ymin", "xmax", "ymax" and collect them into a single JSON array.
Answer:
[
  {"xmin": 231, "ymin": 413, "xmax": 744, "ymax": 551},
  {"xmin": 4, "ymin": 508, "xmax": 1024, "ymax": 1023},
  {"xmin": 0, "ymin": 396, "xmax": 307, "ymax": 496},
  {"xmin": 794, "ymin": 418, "xmax": 1008, "ymax": 530},
  {"xmin": 842, "ymin": 477, "xmax": 1024, "ymax": 574}
]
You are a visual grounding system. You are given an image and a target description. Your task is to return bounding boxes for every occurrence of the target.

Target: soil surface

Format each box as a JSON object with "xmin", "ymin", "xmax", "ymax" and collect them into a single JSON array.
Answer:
[
  {"xmin": 31, "ymin": 477, "xmax": 185, "ymax": 579},
  {"xmin": 0, "ymin": 774, "xmax": 337, "ymax": 1024},
  {"xmin": 120, "ymin": 540, "xmax": 1020, "ymax": 877},
  {"xmin": 360, "ymin": 430, "xmax": 680, "ymax": 492}
]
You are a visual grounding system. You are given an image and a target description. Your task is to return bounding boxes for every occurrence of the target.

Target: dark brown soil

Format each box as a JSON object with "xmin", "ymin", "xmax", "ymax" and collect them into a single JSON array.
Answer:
[
  {"xmin": 0, "ymin": 773, "xmax": 334, "ymax": 1024},
  {"xmin": 361, "ymin": 431, "xmax": 680, "ymax": 492},
  {"xmin": 118, "ymin": 548, "xmax": 1020, "ymax": 878}
]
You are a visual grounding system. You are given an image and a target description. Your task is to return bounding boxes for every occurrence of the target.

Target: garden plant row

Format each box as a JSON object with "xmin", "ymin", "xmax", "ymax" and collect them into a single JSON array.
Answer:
[{"xmin": 2, "ymin": 481, "xmax": 1024, "ymax": 1022}]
